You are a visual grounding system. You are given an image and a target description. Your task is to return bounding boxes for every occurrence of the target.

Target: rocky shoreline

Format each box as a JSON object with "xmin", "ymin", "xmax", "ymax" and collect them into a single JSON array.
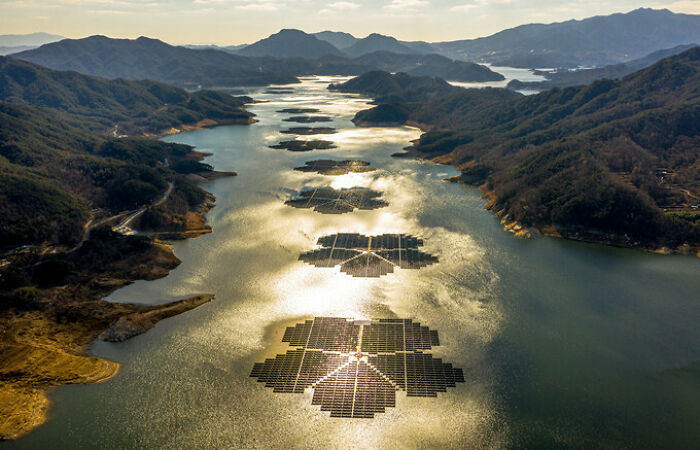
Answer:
[{"xmin": 442, "ymin": 174, "xmax": 700, "ymax": 257}]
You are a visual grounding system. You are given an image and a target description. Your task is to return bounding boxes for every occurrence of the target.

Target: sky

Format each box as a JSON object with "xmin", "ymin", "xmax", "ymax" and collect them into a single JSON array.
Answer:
[{"xmin": 1, "ymin": 0, "xmax": 699, "ymax": 45}]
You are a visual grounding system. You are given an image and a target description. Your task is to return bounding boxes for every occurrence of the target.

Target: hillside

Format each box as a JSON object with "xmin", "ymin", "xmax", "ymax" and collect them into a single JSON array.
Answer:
[
  {"xmin": 13, "ymin": 36, "xmax": 297, "ymax": 88},
  {"xmin": 434, "ymin": 8, "xmax": 700, "ymax": 68},
  {"xmin": 352, "ymin": 49, "xmax": 700, "ymax": 250},
  {"xmin": 0, "ymin": 101, "xmax": 220, "ymax": 248},
  {"xmin": 428, "ymin": 50, "xmax": 700, "ymax": 248},
  {"xmin": 329, "ymin": 71, "xmax": 465, "ymax": 103},
  {"xmin": 0, "ymin": 56, "xmax": 253, "ymax": 135},
  {"xmin": 238, "ymin": 29, "xmax": 343, "ymax": 58},
  {"xmin": 353, "ymin": 52, "xmax": 504, "ymax": 82},
  {"xmin": 312, "ymin": 31, "xmax": 358, "ymax": 50},
  {"xmin": 353, "ymin": 87, "xmax": 521, "ymax": 127},
  {"xmin": 343, "ymin": 33, "xmax": 414, "ymax": 57},
  {"xmin": 508, "ymin": 44, "xmax": 698, "ymax": 91}
]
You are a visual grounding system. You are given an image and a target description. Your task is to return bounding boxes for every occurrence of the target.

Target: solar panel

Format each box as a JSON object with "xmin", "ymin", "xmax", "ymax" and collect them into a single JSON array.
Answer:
[
  {"xmin": 299, "ymin": 234, "xmax": 438, "ymax": 277},
  {"xmin": 251, "ymin": 317, "xmax": 465, "ymax": 419},
  {"xmin": 293, "ymin": 160, "xmax": 375, "ymax": 175},
  {"xmin": 285, "ymin": 187, "xmax": 388, "ymax": 214}
]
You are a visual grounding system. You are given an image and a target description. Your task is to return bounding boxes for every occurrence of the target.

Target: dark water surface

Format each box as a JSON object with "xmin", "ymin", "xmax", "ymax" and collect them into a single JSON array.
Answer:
[{"xmin": 9, "ymin": 77, "xmax": 700, "ymax": 449}]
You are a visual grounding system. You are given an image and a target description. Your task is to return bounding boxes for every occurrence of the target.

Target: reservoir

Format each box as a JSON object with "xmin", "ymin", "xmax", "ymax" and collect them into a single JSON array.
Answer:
[{"xmin": 9, "ymin": 76, "xmax": 700, "ymax": 449}]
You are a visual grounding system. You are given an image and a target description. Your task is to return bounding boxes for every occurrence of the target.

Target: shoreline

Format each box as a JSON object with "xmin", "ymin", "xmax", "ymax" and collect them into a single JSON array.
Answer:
[
  {"xmin": 0, "ymin": 123, "xmax": 237, "ymax": 441},
  {"xmin": 441, "ymin": 174, "xmax": 700, "ymax": 258}
]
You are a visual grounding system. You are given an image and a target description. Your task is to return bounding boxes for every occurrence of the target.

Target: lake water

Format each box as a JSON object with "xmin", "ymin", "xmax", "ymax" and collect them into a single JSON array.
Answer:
[{"xmin": 8, "ymin": 76, "xmax": 700, "ymax": 449}]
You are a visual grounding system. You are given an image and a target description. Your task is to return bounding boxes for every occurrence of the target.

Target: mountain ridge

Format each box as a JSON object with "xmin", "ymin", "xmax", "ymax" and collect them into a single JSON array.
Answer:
[{"xmin": 13, "ymin": 35, "xmax": 298, "ymax": 88}]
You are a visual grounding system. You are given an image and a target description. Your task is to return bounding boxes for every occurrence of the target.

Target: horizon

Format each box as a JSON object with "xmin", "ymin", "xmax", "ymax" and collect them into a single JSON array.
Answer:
[{"xmin": 1, "ymin": 2, "xmax": 699, "ymax": 46}]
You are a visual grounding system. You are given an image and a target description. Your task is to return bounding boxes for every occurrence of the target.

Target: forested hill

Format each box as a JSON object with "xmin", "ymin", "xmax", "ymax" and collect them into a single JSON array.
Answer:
[
  {"xmin": 12, "ymin": 35, "xmax": 298, "ymax": 88},
  {"xmin": 352, "ymin": 48, "xmax": 700, "ymax": 250},
  {"xmin": 328, "ymin": 71, "xmax": 465, "ymax": 103},
  {"xmin": 0, "ymin": 101, "xmax": 218, "ymax": 249},
  {"xmin": 238, "ymin": 29, "xmax": 344, "ymax": 58},
  {"xmin": 0, "ymin": 56, "xmax": 254, "ymax": 136}
]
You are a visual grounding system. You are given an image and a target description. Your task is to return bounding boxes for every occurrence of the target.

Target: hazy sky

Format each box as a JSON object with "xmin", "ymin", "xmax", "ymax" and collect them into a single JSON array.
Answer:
[{"xmin": 1, "ymin": 0, "xmax": 699, "ymax": 44}]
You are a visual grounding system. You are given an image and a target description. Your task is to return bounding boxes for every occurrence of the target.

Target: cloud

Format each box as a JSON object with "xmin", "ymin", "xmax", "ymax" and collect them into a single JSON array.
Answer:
[
  {"xmin": 328, "ymin": 1, "xmax": 360, "ymax": 9},
  {"xmin": 318, "ymin": 1, "xmax": 360, "ymax": 15},
  {"xmin": 384, "ymin": 0, "xmax": 429, "ymax": 11},
  {"xmin": 662, "ymin": 0, "xmax": 700, "ymax": 13}
]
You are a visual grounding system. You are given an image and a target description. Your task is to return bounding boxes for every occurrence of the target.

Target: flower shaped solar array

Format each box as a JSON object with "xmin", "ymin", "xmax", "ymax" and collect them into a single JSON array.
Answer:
[
  {"xmin": 250, "ymin": 317, "xmax": 465, "ymax": 418},
  {"xmin": 293, "ymin": 159, "xmax": 375, "ymax": 175},
  {"xmin": 285, "ymin": 187, "xmax": 389, "ymax": 214},
  {"xmin": 299, "ymin": 233, "xmax": 438, "ymax": 277}
]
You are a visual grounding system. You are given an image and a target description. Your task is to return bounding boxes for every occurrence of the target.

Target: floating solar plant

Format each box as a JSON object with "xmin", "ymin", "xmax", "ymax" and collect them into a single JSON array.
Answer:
[
  {"xmin": 299, "ymin": 233, "xmax": 438, "ymax": 277},
  {"xmin": 283, "ymin": 116, "xmax": 333, "ymax": 123},
  {"xmin": 251, "ymin": 317, "xmax": 465, "ymax": 418},
  {"xmin": 269, "ymin": 140, "xmax": 337, "ymax": 152},
  {"xmin": 265, "ymin": 88, "xmax": 295, "ymax": 94},
  {"xmin": 285, "ymin": 187, "xmax": 388, "ymax": 214},
  {"xmin": 294, "ymin": 160, "xmax": 375, "ymax": 175},
  {"xmin": 277, "ymin": 108, "xmax": 320, "ymax": 114},
  {"xmin": 281, "ymin": 127, "xmax": 337, "ymax": 135}
]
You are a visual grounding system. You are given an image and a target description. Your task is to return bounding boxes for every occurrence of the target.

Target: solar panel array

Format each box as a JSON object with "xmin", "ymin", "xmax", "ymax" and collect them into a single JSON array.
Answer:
[
  {"xmin": 293, "ymin": 160, "xmax": 375, "ymax": 175},
  {"xmin": 281, "ymin": 127, "xmax": 337, "ymax": 135},
  {"xmin": 251, "ymin": 317, "xmax": 465, "ymax": 419},
  {"xmin": 298, "ymin": 233, "xmax": 438, "ymax": 277},
  {"xmin": 361, "ymin": 319, "xmax": 440, "ymax": 353},
  {"xmin": 285, "ymin": 187, "xmax": 388, "ymax": 214}
]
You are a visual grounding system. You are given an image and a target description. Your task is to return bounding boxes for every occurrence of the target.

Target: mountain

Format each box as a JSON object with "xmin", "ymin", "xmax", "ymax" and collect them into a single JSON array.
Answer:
[
  {"xmin": 183, "ymin": 43, "xmax": 248, "ymax": 53},
  {"xmin": 353, "ymin": 51, "xmax": 504, "ymax": 82},
  {"xmin": 0, "ymin": 32, "xmax": 66, "ymax": 56},
  {"xmin": 434, "ymin": 8, "xmax": 700, "ymax": 68},
  {"xmin": 13, "ymin": 35, "xmax": 297, "ymax": 88},
  {"xmin": 329, "ymin": 71, "xmax": 465, "ymax": 103},
  {"xmin": 0, "ymin": 56, "xmax": 253, "ymax": 135},
  {"xmin": 0, "ymin": 46, "xmax": 37, "ymax": 56},
  {"xmin": 508, "ymin": 44, "xmax": 698, "ymax": 91},
  {"xmin": 238, "ymin": 29, "xmax": 344, "ymax": 58},
  {"xmin": 354, "ymin": 48, "xmax": 700, "ymax": 249},
  {"xmin": 312, "ymin": 31, "xmax": 358, "ymax": 49},
  {"xmin": 343, "ymin": 33, "xmax": 415, "ymax": 57},
  {"xmin": 0, "ymin": 32, "xmax": 64, "ymax": 48},
  {"xmin": 401, "ymin": 41, "xmax": 437, "ymax": 54}
]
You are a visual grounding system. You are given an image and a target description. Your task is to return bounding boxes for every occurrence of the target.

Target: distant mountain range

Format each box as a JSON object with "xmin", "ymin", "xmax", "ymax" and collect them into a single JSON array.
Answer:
[
  {"xmin": 433, "ymin": 8, "xmax": 700, "ymax": 68},
  {"xmin": 311, "ymin": 31, "xmax": 435, "ymax": 55},
  {"xmin": 13, "ymin": 36, "xmax": 298, "ymax": 88},
  {"xmin": 238, "ymin": 9, "xmax": 699, "ymax": 68},
  {"xmin": 13, "ymin": 34, "xmax": 504, "ymax": 84},
  {"xmin": 0, "ymin": 32, "xmax": 65, "ymax": 55}
]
